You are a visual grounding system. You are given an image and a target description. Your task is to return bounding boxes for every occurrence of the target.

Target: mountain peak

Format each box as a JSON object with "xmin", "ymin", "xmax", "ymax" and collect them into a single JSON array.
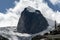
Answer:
[{"xmin": 17, "ymin": 7, "xmax": 49, "ymax": 34}]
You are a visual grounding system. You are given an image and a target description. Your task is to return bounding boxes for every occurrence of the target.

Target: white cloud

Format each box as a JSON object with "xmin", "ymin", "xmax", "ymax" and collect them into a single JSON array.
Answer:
[
  {"xmin": 50, "ymin": 0, "xmax": 60, "ymax": 5},
  {"xmin": 0, "ymin": 0, "xmax": 60, "ymax": 28},
  {"xmin": 0, "ymin": 12, "xmax": 19, "ymax": 27}
]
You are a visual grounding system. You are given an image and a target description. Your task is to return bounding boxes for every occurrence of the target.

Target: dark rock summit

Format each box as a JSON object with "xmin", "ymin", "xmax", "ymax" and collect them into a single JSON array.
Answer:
[{"xmin": 17, "ymin": 6, "xmax": 49, "ymax": 34}]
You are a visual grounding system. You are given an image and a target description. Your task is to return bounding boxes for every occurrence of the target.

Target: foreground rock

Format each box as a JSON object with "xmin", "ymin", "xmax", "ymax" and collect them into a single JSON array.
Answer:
[{"xmin": 0, "ymin": 35, "xmax": 9, "ymax": 40}]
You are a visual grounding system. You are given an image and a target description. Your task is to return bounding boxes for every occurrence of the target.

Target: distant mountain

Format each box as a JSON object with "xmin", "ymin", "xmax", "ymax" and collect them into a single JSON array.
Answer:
[{"xmin": 17, "ymin": 6, "xmax": 49, "ymax": 34}]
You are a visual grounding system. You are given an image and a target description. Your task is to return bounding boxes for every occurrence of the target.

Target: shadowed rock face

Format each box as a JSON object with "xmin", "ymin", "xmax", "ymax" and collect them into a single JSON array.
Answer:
[
  {"xmin": 0, "ymin": 35, "xmax": 9, "ymax": 40},
  {"xmin": 17, "ymin": 6, "xmax": 49, "ymax": 34}
]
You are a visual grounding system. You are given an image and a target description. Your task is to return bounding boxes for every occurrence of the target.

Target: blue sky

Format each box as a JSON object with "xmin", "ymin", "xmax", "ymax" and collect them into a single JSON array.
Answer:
[
  {"xmin": 0, "ymin": 0, "xmax": 60, "ymax": 13},
  {"xmin": 44, "ymin": 0, "xmax": 60, "ymax": 12},
  {"xmin": 0, "ymin": 0, "xmax": 19, "ymax": 13}
]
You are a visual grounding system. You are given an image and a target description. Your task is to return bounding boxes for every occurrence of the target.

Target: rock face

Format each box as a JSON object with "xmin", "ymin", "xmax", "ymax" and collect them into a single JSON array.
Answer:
[
  {"xmin": 0, "ymin": 35, "xmax": 9, "ymax": 40},
  {"xmin": 17, "ymin": 6, "xmax": 49, "ymax": 34}
]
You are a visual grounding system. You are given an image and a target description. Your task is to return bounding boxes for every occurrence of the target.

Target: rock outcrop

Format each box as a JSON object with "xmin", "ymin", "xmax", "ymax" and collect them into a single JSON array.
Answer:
[{"xmin": 17, "ymin": 6, "xmax": 49, "ymax": 34}]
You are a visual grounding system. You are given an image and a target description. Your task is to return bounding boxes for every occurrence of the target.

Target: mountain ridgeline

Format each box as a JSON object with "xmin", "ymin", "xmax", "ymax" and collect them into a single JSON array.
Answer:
[{"xmin": 17, "ymin": 6, "xmax": 49, "ymax": 34}]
